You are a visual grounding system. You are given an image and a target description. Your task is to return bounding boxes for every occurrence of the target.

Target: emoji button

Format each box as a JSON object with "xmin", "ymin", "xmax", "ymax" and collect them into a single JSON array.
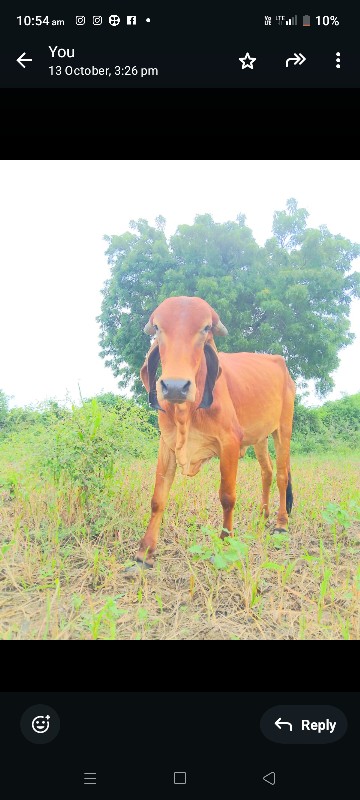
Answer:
[
  {"xmin": 32, "ymin": 714, "xmax": 51, "ymax": 733},
  {"xmin": 20, "ymin": 705, "xmax": 60, "ymax": 744}
]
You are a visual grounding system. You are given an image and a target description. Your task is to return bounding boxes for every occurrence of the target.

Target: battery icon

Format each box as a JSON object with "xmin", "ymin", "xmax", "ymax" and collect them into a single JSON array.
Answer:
[{"xmin": 303, "ymin": 14, "xmax": 310, "ymax": 25}]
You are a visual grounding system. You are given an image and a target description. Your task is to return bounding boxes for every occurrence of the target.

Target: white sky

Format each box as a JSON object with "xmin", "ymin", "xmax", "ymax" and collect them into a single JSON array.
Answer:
[{"xmin": 0, "ymin": 160, "xmax": 359, "ymax": 409}]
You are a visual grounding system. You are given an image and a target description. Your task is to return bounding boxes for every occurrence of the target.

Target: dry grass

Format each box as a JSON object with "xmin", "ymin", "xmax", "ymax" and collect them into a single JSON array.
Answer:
[{"xmin": 1, "ymin": 454, "xmax": 359, "ymax": 639}]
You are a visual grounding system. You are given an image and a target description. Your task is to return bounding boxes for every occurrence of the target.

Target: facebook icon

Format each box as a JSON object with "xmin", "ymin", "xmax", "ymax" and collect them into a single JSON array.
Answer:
[{"xmin": 127, "ymin": 15, "xmax": 136, "ymax": 24}]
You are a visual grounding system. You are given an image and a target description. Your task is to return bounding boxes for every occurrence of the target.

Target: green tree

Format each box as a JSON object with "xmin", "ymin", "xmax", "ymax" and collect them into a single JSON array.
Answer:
[
  {"xmin": 98, "ymin": 201, "xmax": 360, "ymax": 399},
  {"xmin": 98, "ymin": 218, "xmax": 175, "ymax": 400},
  {"xmin": 0, "ymin": 390, "xmax": 9, "ymax": 428}
]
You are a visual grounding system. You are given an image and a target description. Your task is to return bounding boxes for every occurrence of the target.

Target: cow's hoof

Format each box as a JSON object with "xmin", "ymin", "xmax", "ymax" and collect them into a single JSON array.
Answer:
[
  {"xmin": 273, "ymin": 528, "xmax": 288, "ymax": 534},
  {"xmin": 124, "ymin": 562, "xmax": 142, "ymax": 576},
  {"xmin": 136, "ymin": 557, "xmax": 153, "ymax": 569},
  {"xmin": 124, "ymin": 559, "xmax": 153, "ymax": 576}
]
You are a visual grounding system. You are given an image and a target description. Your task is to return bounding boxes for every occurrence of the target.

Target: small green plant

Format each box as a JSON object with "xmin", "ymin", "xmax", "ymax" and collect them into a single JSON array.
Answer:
[
  {"xmin": 155, "ymin": 594, "xmax": 163, "ymax": 612},
  {"xmin": 298, "ymin": 614, "xmax": 307, "ymax": 640},
  {"xmin": 0, "ymin": 539, "xmax": 15, "ymax": 558},
  {"xmin": 267, "ymin": 532, "xmax": 290, "ymax": 550},
  {"xmin": 322, "ymin": 500, "xmax": 360, "ymax": 529},
  {"xmin": 72, "ymin": 594, "xmax": 84, "ymax": 611},
  {"xmin": 88, "ymin": 596, "xmax": 126, "ymax": 639},
  {"xmin": 317, "ymin": 567, "xmax": 332, "ymax": 623},
  {"xmin": 355, "ymin": 565, "xmax": 360, "ymax": 593},
  {"xmin": 322, "ymin": 500, "xmax": 360, "ymax": 560},
  {"xmin": 336, "ymin": 613, "xmax": 351, "ymax": 640},
  {"xmin": 92, "ymin": 548, "xmax": 100, "ymax": 588},
  {"xmin": 189, "ymin": 527, "xmax": 248, "ymax": 569},
  {"xmin": 261, "ymin": 558, "xmax": 298, "ymax": 588}
]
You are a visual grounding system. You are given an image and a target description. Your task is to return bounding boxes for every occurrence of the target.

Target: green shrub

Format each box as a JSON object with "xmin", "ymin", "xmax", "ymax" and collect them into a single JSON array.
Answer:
[
  {"xmin": 0, "ymin": 396, "xmax": 158, "ymax": 500},
  {"xmin": 294, "ymin": 393, "xmax": 360, "ymax": 452},
  {"xmin": 43, "ymin": 398, "xmax": 158, "ymax": 488}
]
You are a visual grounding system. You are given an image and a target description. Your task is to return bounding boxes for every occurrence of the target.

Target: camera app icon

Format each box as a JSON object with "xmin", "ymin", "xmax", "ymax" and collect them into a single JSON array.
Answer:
[
  {"xmin": 76, "ymin": 16, "xmax": 86, "ymax": 25},
  {"xmin": 93, "ymin": 15, "xmax": 102, "ymax": 25}
]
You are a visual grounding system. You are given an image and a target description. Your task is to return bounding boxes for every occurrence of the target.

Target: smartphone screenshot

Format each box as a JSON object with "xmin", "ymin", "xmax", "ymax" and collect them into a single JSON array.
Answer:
[
  {"xmin": 2, "ymin": 4, "xmax": 359, "ymax": 88},
  {"xmin": 1, "ymin": 692, "xmax": 357, "ymax": 799}
]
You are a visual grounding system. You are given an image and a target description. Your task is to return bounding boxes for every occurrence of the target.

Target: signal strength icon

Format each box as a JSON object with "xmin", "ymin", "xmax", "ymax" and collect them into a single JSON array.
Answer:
[{"xmin": 285, "ymin": 15, "xmax": 297, "ymax": 25}]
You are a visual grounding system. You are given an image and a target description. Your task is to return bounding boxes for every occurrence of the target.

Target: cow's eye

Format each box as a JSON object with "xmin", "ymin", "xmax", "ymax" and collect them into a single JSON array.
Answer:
[
  {"xmin": 153, "ymin": 324, "xmax": 159, "ymax": 331},
  {"xmin": 203, "ymin": 325, "xmax": 212, "ymax": 333}
]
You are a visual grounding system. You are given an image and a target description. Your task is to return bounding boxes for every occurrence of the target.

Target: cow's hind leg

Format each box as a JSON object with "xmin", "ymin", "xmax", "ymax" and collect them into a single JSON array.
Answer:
[
  {"xmin": 136, "ymin": 437, "xmax": 177, "ymax": 567},
  {"xmin": 272, "ymin": 429, "xmax": 292, "ymax": 532},
  {"xmin": 253, "ymin": 438, "xmax": 273, "ymax": 521}
]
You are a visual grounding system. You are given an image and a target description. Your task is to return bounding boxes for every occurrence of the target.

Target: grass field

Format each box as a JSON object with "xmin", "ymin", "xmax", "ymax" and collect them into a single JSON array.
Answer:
[{"xmin": 1, "ymin": 450, "xmax": 359, "ymax": 640}]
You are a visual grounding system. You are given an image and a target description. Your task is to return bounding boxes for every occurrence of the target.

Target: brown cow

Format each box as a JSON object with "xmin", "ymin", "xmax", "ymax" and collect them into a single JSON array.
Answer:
[{"xmin": 137, "ymin": 296, "xmax": 296, "ymax": 566}]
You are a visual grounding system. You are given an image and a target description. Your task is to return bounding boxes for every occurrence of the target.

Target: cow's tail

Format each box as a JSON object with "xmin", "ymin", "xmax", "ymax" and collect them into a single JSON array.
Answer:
[{"xmin": 286, "ymin": 465, "xmax": 293, "ymax": 515}]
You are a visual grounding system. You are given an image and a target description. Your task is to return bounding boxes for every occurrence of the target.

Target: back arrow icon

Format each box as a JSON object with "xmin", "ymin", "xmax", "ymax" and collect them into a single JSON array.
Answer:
[
  {"xmin": 263, "ymin": 772, "xmax": 276, "ymax": 786},
  {"xmin": 17, "ymin": 52, "xmax": 33, "ymax": 69},
  {"xmin": 286, "ymin": 52, "xmax": 306, "ymax": 67}
]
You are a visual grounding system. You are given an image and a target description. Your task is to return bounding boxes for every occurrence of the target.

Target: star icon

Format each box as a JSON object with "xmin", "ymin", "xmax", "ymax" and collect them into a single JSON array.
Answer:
[{"xmin": 239, "ymin": 52, "xmax": 256, "ymax": 69}]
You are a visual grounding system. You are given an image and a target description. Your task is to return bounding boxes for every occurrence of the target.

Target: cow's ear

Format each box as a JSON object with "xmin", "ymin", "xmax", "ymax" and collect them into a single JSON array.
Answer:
[
  {"xmin": 140, "ymin": 343, "xmax": 164, "ymax": 411},
  {"xmin": 140, "ymin": 357, "xmax": 151, "ymax": 392},
  {"xmin": 197, "ymin": 343, "xmax": 221, "ymax": 409}
]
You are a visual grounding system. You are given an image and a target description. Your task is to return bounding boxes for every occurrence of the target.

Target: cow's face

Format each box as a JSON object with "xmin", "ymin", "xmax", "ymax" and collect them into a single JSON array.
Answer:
[{"xmin": 140, "ymin": 296, "xmax": 227, "ymax": 409}]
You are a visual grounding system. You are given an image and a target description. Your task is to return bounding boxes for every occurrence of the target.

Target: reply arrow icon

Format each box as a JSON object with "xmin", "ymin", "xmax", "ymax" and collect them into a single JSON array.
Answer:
[
  {"xmin": 17, "ymin": 52, "xmax": 33, "ymax": 69},
  {"xmin": 275, "ymin": 717, "xmax": 293, "ymax": 731},
  {"xmin": 286, "ymin": 52, "xmax": 306, "ymax": 67}
]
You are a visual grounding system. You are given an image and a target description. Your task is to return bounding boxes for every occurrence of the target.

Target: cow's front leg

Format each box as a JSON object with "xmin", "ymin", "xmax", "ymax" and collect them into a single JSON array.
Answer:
[
  {"xmin": 218, "ymin": 441, "xmax": 240, "ymax": 538},
  {"xmin": 136, "ymin": 437, "xmax": 177, "ymax": 566}
]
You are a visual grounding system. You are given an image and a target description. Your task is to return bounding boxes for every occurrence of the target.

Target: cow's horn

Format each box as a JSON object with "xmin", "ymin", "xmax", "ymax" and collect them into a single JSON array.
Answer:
[
  {"xmin": 144, "ymin": 320, "xmax": 156, "ymax": 335},
  {"xmin": 212, "ymin": 319, "xmax": 228, "ymax": 336}
]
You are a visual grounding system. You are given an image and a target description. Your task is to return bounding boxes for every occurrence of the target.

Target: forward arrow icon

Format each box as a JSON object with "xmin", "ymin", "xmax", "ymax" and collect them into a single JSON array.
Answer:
[{"xmin": 286, "ymin": 52, "xmax": 306, "ymax": 67}]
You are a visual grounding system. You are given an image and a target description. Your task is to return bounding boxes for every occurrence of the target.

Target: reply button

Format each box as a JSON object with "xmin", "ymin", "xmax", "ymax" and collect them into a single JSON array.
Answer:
[
  {"xmin": 260, "ymin": 705, "xmax": 347, "ymax": 744},
  {"xmin": 302, "ymin": 719, "xmax": 336, "ymax": 733}
]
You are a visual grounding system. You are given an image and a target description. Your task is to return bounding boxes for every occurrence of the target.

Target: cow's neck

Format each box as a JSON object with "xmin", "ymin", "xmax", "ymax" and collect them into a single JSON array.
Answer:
[{"xmin": 170, "ymin": 353, "xmax": 207, "ymax": 474}]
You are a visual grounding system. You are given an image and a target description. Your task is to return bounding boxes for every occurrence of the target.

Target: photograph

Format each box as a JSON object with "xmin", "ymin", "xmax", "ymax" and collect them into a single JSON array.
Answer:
[{"xmin": 1, "ymin": 159, "xmax": 359, "ymax": 640}]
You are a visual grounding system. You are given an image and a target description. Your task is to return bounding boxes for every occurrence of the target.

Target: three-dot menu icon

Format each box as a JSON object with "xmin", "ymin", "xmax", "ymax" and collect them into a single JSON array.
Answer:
[{"xmin": 336, "ymin": 52, "xmax": 341, "ymax": 68}]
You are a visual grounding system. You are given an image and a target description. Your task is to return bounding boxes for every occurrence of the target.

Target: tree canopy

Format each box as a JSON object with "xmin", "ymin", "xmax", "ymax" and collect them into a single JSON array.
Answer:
[{"xmin": 98, "ymin": 201, "xmax": 360, "ymax": 399}]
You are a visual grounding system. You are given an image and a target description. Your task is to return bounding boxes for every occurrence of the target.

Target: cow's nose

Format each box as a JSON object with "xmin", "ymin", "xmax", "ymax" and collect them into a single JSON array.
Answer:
[{"xmin": 160, "ymin": 379, "xmax": 191, "ymax": 403}]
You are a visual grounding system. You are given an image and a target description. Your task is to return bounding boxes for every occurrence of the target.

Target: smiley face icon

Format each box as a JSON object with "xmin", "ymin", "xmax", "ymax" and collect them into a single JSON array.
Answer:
[
  {"xmin": 32, "ymin": 715, "xmax": 50, "ymax": 734},
  {"xmin": 21, "ymin": 705, "xmax": 60, "ymax": 744}
]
